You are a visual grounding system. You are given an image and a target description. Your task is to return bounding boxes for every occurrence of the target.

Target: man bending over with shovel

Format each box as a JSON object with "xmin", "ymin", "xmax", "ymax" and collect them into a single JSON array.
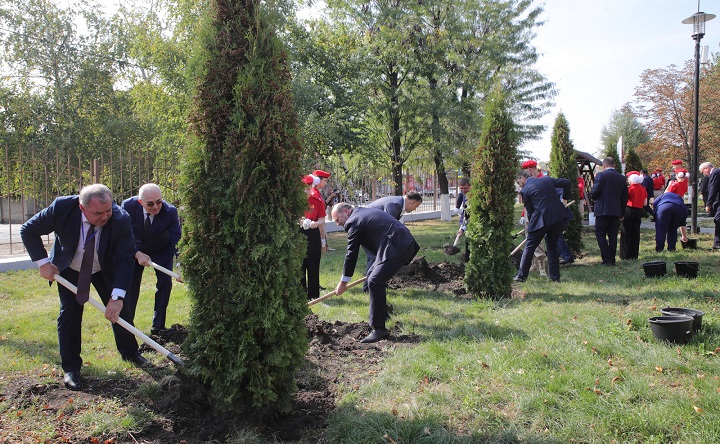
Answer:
[{"xmin": 331, "ymin": 203, "xmax": 420, "ymax": 343}]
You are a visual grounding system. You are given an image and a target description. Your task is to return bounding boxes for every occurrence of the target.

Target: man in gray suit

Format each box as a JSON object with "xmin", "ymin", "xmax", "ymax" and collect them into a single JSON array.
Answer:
[
  {"xmin": 331, "ymin": 203, "xmax": 420, "ymax": 343},
  {"xmin": 590, "ymin": 157, "xmax": 629, "ymax": 266},
  {"xmin": 362, "ymin": 191, "xmax": 422, "ymax": 290},
  {"xmin": 366, "ymin": 190, "xmax": 423, "ymax": 220}
]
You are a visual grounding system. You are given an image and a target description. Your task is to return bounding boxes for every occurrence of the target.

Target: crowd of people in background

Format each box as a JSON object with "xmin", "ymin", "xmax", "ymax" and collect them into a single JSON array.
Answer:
[{"xmin": 17, "ymin": 153, "xmax": 712, "ymax": 390}]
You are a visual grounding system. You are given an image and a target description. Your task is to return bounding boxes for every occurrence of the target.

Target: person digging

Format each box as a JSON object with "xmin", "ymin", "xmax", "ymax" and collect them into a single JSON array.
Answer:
[{"xmin": 331, "ymin": 203, "xmax": 420, "ymax": 343}]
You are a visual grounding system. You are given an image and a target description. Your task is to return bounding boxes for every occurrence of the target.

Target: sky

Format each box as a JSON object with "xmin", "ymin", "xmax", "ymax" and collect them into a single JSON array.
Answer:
[
  {"xmin": 90, "ymin": 0, "xmax": 719, "ymax": 163},
  {"xmin": 523, "ymin": 0, "xmax": 720, "ymax": 162}
]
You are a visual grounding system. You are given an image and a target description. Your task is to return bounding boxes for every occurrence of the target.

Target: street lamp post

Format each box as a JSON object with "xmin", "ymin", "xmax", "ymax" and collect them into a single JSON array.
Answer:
[{"xmin": 682, "ymin": 10, "xmax": 715, "ymax": 234}]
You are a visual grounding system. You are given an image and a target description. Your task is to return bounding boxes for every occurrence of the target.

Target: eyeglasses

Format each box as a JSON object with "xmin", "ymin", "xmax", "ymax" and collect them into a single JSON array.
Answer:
[{"xmin": 145, "ymin": 199, "xmax": 163, "ymax": 207}]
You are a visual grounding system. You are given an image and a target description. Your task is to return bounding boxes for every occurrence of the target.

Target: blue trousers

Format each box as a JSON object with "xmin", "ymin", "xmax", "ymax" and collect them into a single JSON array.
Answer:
[
  {"xmin": 655, "ymin": 204, "xmax": 686, "ymax": 252},
  {"xmin": 517, "ymin": 220, "xmax": 563, "ymax": 281}
]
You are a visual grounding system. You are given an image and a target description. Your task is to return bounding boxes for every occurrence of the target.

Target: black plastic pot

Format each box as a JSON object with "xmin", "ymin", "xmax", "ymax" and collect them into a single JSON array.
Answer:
[
  {"xmin": 661, "ymin": 307, "xmax": 704, "ymax": 331},
  {"xmin": 643, "ymin": 261, "xmax": 666, "ymax": 278},
  {"xmin": 674, "ymin": 261, "xmax": 699, "ymax": 279},
  {"xmin": 681, "ymin": 238, "xmax": 697, "ymax": 249},
  {"xmin": 648, "ymin": 315, "xmax": 694, "ymax": 344}
]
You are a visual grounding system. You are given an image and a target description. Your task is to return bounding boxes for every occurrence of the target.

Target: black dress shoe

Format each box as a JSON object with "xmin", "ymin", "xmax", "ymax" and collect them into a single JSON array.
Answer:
[
  {"xmin": 360, "ymin": 329, "xmax": 390, "ymax": 343},
  {"xmin": 559, "ymin": 258, "xmax": 575, "ymax": 265},
  {"xmin": 63, "ymin": 371, "xmax": 83, "ymax": 391},
  {"xmin": 513, "ymin": 275, "xmax": 526, "ymax": 282},
  {"xmin": 150, "ymin": 326, "xmax": 172, "ymax": 335},
  {"xmin": 123, "ymin": 353, "xmax": 151, "ymax": 367}
]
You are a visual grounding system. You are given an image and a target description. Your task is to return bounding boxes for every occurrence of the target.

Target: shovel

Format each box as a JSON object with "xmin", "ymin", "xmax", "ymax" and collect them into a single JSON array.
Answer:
[
  {"xmin": 150, "ymin": 261, "xmax": 183, "ymax": 282},
  {"xmin": 443, "ymin": 232, "xmax": 463, "ymax": 255},
  {"xmin": 308, "ymin": 276, "xmax": 367, "ymax": 306},
  {"xmin": 54, "ymin": 274, "xmax": 184, "ymax": 366}
]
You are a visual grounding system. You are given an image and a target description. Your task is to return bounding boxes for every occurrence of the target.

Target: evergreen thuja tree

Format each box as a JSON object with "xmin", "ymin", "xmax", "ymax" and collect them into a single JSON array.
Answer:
[
  {"xmin": 180, "ymin": 0, "xmax": 308, "ymax": 413},
  {"xmin": 624, "ymin": 147, "xmax": 644, "ymax": 173},
  {"xmin": 549, "ymin": 113, "xmax": 583, "ymax": 255},
  {"xmin": 465, "ymin": 87, "xmax": 518, "ymax": 299}
]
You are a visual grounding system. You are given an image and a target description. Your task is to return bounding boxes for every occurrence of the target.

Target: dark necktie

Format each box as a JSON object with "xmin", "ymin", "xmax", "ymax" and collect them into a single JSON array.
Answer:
[
  {"xmin": 76, "ymin": 225, "xmax": 96, "ymax": 304},
  {"xmin": 143, "ymin": 213, "xmax": 151, "ymax": 240}
]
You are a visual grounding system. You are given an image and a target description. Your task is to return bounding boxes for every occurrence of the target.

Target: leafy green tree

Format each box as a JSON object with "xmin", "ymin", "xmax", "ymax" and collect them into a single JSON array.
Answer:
[
  {"xmin": 181, "ymin": 0, "xmax": 308, "ymax": 413},
  {"xmin": 624, "ymin": 147, "xmax": 644, "ymax": 174},
  {"xmin": 549, "ymin": 113, "xmax": 582, "ymax": 254},
  {"xmin": 465, "ymin": 85, "xmax": 517, "ymax": 299},
  {"xmin": 600, "ymin": 103, "xmax": 649, "ymax": 171}
]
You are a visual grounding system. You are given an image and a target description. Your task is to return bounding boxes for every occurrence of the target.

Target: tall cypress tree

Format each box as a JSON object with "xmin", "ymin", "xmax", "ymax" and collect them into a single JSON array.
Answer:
[
  {"xmin": 179, "ymin": 0, "xmax": 308, "ymax": 412},
  {"xmin": 465, "ymin": 86, "xmax": 517, "ymax": 299},
  {"xmin": 549, "ymin": 113, "xmax": 583, "ymax": 254},
  {"xmin": 624, "ymin": 147, "xmax": 644, "ymax": 173}
]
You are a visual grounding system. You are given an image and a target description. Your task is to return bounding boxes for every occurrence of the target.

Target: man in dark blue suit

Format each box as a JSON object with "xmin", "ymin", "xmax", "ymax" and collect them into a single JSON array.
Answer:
[
  {"xmin": 641, "ymin": 169, "xmax": 655, "ymax": 218},
  {"xmin": 362, "ymin": 191, "xmax": 422, "ymax": 291},
  {"xmin": 331, "ymin": 203, "xmax": 420, "ymax": 343},
  {"xmin": 21, "ymin": 184, "xmax": 142, "ymax": 391},
  {"xmin": 514, "ymin": 165, "xmax": 571, "ymax": 283},
  {"xmin": 121, "ymin": 183, "xmax": 182, "ymax": 335},
  {"xmin": 701, "ymin": 161, "xmax": 720, "ymax": 249},
  {"xmin": 590, "ymin": 157, "xmax": 628, "ymax": 266}
]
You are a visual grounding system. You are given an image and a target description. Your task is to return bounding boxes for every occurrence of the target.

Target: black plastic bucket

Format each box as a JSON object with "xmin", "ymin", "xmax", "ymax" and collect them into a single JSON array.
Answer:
[
  {"xmin": 674, "ymin": 261, "xmax": 699, "ymax": 279},
  {"xmin": 661, "ymin": 307, "xmax": 704, "ymax": 331},
  {"xmin": 681, "ymin": 238, "xmax": 697, "ymax": 249},
  {"xmin": 643, "ymin": 261, "xmax": 666, "ymax": 278},
  {"xmin": 648, "ymin": 315, "xmax": 694, "ymax": 344}
]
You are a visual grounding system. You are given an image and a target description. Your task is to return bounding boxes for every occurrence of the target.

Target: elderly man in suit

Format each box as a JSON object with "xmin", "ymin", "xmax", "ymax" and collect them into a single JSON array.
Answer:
[
  {"xmin": 21, "ymin": 184, "xmax": 142, "ymax": 391},
  {"xmin": 331, "ymin": 203, "xmax": 420, "ymax": 343},
  {"xmin": 590, "ymin": 157, "xmax": 628, "ymax": 266},
  {"xmin": 121, "ymin": 183, "xmax": 182, "ymax": 335},
  {"xmin": 514, "ymin": 164, "xmax": 571, "ymax": 283},
  {"xmin": 701, "ymin": 161, "xmax": 720, "ymax": 249}
]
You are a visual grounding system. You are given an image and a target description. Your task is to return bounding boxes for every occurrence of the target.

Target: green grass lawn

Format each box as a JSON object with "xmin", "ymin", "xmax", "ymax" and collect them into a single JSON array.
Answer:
[{"xmin": 2, "ymin": 214, "xmax": 720, "ymax": 443}]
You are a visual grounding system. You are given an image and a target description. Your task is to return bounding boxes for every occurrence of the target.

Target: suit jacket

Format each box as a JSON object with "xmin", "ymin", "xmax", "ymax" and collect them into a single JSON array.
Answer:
[
  {"xmin": 366, "ymin": 196, "xmax": 404, "ymax": 220},
  {"xmin": 705, "ymin": 168, "xmax": 720, "ymax": 213},
  {"xmin": 653, "ymin": 191, "xmax": 686, "ymax": 210},
  {"xmin": 590, "ymin": 168, "xmax": 628, "ymax": 218},
  {"xmin": 20, "ymin": 195, "xmax": 136, "ymax": 292},
  {"xmin": 642, "ymin": 175, "xmax": 654, "ymax": 201},
  {"xmin": 521, "ymin": 176, "xmax": 571, "ymax": 233},
  {"xmin": 121, "ymin": 197, "xmax": 181, "ymax": 259},
  {"xmin": 342, "ymin": 207, "xmax": 419, "ymax": 278}
]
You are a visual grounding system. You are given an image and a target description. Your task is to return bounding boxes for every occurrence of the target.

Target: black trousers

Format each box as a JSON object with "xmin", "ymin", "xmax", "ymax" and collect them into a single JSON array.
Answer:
[
  {"xmin": 595, "ymin": 215, "xmax": 621, "ymax": 265},
  {"xmin": 301, "ymin": 227, "xmax": 321, "ymax": 299},
  {"xmin": 620, "ymin": 207, "xmax": 643, "ymax": 260},
  {"xmin": 129, "ymin": 254, "xmax": 173, "ymax": 330},
  {"xmin": 57, "ymin": 268, "xmax": 139, "ymax": 372},
  {"xmin": 517, "ymin": 221, "xmax": 563, "ymax": 281}
]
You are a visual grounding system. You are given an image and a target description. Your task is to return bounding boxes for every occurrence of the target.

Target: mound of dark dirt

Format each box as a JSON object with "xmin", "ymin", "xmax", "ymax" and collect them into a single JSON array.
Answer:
[
  {"xmin": 2, "ymin": 316, "xmax": 420, "ymax": 443},
  {"xmin": 388, "ymin": 256, "xmax": 468, "ymax": 296}
]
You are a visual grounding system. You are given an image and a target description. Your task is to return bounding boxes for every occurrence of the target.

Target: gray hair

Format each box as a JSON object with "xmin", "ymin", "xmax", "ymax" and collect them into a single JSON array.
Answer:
[
  {"xmin": 332, "ymin": 202, "xmax": 353, "ymax": 214},
  {"xmin": 79, "ymin": 184, "xmax": 113, "ymax": 206},
  {"xmin": 700, "ymin": 161, "xmax": 713, "ymax": 172},
  {"xmin": 139, "ymin": 183, "xmax": 162, "ymax": 200}
]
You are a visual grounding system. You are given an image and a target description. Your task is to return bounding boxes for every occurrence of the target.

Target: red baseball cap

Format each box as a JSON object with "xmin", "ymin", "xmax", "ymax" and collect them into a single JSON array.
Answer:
[
  {"xmin": 521, "ymin": 160, "xmax": 537, "ymax": 169},
  {"xmin": 312, "ymin": 170, "xmax": 331, "ymax": 178}
]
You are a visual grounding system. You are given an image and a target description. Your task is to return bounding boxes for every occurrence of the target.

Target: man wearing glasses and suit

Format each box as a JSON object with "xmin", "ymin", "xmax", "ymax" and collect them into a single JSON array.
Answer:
[{"xmin": 121, "ymin": 183, "xmax": 182, "ymax": 335}]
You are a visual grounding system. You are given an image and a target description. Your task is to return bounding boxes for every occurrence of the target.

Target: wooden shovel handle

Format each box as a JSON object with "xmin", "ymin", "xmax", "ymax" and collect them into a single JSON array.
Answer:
[{"xmin": 308, "ymin": 276, "xmax": 368, "ymax": 307}]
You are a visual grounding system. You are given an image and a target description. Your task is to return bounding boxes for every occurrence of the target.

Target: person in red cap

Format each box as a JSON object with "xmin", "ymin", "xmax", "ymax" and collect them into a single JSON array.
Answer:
[
  {"xmin": 666, "ymin": 168, "xmax": 688, "ymax": 196},
  {"xmin": 653, "ymin": 169, "xmax": 665, "ymax": 198},
  {"xmin": 619, "ymin": 172, "xmax": 647, "ymax": 260},
  {"xmin": 301, "ymin": 170, "xmax": 330, "ymax": 300}
]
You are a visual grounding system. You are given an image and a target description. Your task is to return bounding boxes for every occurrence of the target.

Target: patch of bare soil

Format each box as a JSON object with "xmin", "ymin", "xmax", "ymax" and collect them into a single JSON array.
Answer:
[
  {"xmin": 1, "ymin": 258, "xmax": 476, "ymax": 442},
  {"xmin": 388, "ymin": 256, "xmax": 469, "ymax": 296}
]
